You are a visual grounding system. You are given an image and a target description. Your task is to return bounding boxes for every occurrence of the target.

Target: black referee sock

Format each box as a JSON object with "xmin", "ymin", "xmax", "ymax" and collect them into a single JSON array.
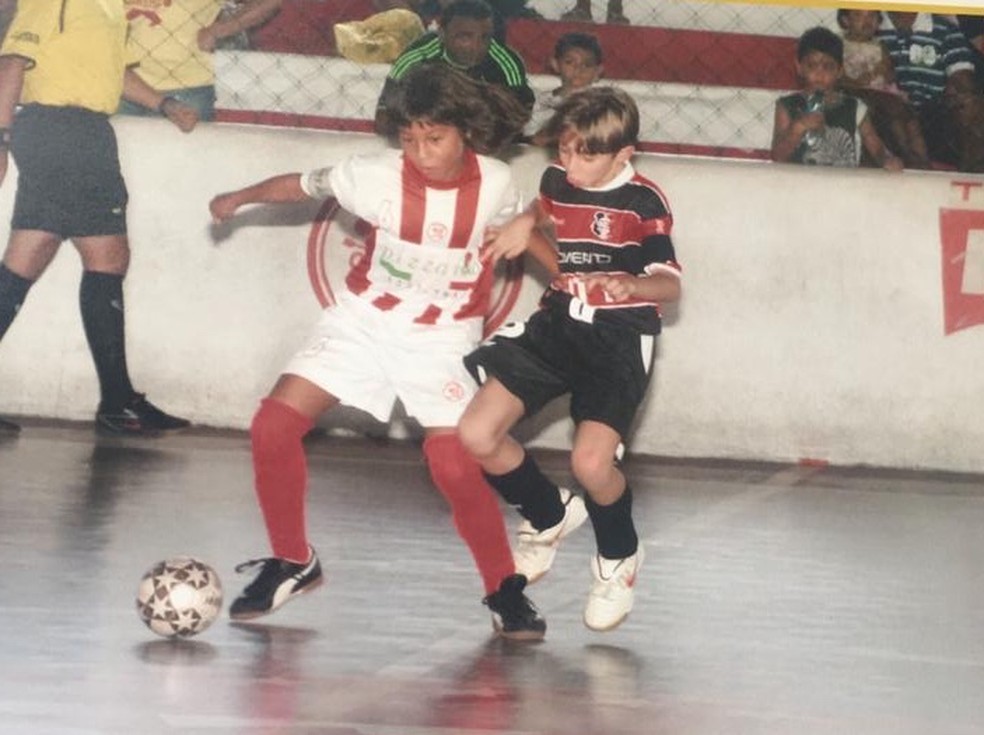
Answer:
[
  {"xmin": 585, "ymin": 486, "xmax": 639, "ymax": 560},
  {"xmin": 79, "ymin": 271, "xmax": 135, "ymax": 412},
  {"xmin": 483, "ymin": 451, "xmax": 565, "ymax": 531},
  {"xmin": 0, "ymin": 264, "xmax": 34, "ymax": 342}
]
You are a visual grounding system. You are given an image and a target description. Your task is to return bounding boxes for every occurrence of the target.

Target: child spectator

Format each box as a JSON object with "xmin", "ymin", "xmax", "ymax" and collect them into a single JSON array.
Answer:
[
  {"xmin": 209, "ymin": 65, "xmax": 551, "ymax": 640},
  {"xmin": 836, "ymin": 9, "xmax": 930, "ymax": 168},
  {"xmin": 459, "ymin": 87, "xmax": 681, "ymax": 632},
  {"xmin": 771, "ymin": 26, "xmax": 902, "ymax": 170},
  {"xmin": 526, "ymin": 31, "xmax": 604, "ymax": 144},
  {"xmin": 878, "ymin": 13, "xmax": 984, "ymax": 172}
]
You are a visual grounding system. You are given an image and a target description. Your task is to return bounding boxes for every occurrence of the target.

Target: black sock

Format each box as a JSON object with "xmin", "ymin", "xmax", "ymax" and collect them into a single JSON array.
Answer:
[
  {"xmin": 585, "ymin": 487, "xmax": 639, "ymax": 560},
  {"xmin": 0, "ymin": 264, "xmax": 34, "ymax": 341},
  {"xmin": 79, "ymin": 271, "xmax": 134, "ymax": 411},
  {"xmin": 483, "ymin": 451, "xmax": 565, "ymax": 530}
]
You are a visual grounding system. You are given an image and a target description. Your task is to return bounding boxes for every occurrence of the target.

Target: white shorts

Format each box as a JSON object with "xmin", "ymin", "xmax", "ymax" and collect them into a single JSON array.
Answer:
[{"xmin": 283, "ymin": 292, "xmax": 483, "ymax": 428}]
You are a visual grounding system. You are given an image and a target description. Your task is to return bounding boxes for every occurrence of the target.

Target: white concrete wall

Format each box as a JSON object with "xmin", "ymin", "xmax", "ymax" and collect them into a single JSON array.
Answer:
[{"xmin": 2, "ymin": 118, "xmax": 983, "ymax": 474}]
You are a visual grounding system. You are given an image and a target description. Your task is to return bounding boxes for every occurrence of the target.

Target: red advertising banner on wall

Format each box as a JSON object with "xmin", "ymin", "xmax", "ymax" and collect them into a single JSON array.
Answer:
[{"xmin": 940, "ymin": 183, "xmax": 984, "ymax": 335}]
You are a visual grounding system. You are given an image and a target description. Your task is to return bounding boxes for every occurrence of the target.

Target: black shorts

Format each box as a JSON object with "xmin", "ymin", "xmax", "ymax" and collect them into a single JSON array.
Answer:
[
  {"xmin": 464, "ymin": 300, "xmax": 655, "ymax": 439},
  {"xmin": 11, "ymin": 105, "xmax": 128, "ymax": 238}
]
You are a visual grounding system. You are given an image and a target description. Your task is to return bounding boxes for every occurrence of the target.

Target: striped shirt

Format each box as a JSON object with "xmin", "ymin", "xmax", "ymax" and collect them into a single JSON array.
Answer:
[
  {"xmin": 302, "ymin": 148, "xmax": 522, "ymax": 326},
  {"xmin": 876, "ymin": 14, "xmax": 975, "ymax": 109},
  {"xmin": 540, "ymin": 162, "xmax": 680, "ymax": 334}
]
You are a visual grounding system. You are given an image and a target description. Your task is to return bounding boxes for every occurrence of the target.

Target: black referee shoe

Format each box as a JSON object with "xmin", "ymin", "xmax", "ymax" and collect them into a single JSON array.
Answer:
[{"xmin": 96, "ymin": 393, "xmax": 190, "ymax": 435}]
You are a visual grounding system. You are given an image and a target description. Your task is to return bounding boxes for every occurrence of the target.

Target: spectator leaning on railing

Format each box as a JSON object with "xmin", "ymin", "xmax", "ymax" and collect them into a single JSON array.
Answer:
[
  {"xmin": 121, "ymin": 0, "xmax": 283, "ymax": 121},
  {"xmin": 374, "ymin": 0, "xmax": 534, "ymax": 136},
  {"xmin": 877, "ymin": 12, "xmax": 984, "ymax": 173}
]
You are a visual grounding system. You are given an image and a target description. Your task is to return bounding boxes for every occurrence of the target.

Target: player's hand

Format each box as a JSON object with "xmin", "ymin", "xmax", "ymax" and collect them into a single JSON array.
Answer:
[
  {"xmin": 162, "ymin": 98, "xmax": 199, "ymax": 133},
  {"xmin": 583, "ymin": 273, "xmax": 637, "ymax": 303},
  {"xmin": 209, "ymin": 193, "xmax": 241, "ymax": 223},
  {"xmin": 481, "ymin": 212, "xmax": 534, "ymax": 264}
]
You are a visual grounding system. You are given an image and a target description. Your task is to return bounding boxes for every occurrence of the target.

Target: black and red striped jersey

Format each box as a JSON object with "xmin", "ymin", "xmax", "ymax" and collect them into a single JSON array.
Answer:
[{"xmin": 539, "ymin": 162, "xmax": 681, "ymax": 334}]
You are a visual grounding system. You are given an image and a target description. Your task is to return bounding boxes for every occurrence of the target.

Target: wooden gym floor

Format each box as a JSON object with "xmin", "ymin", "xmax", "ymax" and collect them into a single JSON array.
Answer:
[{"xmin": 2, "ymin": 422, "xmax": 983, "ymax": 734}]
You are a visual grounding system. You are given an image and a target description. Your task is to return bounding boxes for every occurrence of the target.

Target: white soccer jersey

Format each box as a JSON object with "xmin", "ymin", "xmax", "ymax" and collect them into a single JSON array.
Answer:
[{"xmin": 302, "ymin": 148, "xmax": 521, "ymax": 325}]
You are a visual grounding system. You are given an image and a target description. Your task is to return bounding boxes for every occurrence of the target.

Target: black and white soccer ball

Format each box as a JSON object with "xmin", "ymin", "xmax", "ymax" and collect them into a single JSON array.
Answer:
[{"xmin": 136, "ymin": 557, "xmax": 223, "ymax": 638}]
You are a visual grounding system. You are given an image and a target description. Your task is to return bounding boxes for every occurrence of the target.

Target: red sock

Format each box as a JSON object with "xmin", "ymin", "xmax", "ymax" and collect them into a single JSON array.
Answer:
[
  {"xmin": 251, "ymin": 398, "xmax": 314, "ymax": 562},
  {"xmin": 424, "ymin": 433, "xmax": 515, "ymax": 595}
]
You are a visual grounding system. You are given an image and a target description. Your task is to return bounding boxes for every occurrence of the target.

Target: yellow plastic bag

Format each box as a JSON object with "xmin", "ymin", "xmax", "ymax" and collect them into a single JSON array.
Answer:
[{"xmin": 334, "ymin": 8, "xmax": 425, "ymax": 64}]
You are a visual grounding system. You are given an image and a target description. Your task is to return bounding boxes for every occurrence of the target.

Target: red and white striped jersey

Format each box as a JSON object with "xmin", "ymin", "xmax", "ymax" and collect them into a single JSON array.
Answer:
[{"xmin": 302, "ymin": 148, "xmax": 521, "ymax": 326}]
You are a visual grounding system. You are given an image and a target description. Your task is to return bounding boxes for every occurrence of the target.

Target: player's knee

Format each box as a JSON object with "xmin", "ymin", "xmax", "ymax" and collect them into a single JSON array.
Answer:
[
  {"xmin": 571, "ymin": 443, "xmax": 616, "ymax": 490},
  {"xmin": 251, "ymin": 398, "xmax": 310, "ymax": 458},
  {"xmin": 457, "ymin": 414, "xmax": 497, "ymax": 462}
]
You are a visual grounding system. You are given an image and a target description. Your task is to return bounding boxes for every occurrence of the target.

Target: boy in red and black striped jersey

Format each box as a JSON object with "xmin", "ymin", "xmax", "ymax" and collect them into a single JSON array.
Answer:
[{"xmin": 461, "ymin": 86, "xmax": 681, "ymax": 632}]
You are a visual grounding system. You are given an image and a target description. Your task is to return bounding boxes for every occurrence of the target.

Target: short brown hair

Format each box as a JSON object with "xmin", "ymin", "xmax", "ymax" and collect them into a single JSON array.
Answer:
[{"xmin": 538, "ymin": 86, "xmax": 639, "ymax": 154}]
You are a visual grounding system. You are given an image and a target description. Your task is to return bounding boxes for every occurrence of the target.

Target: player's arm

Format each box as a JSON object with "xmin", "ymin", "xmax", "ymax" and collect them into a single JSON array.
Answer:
[
  {"xmin": 482, "ymin": 200, "xmax": 555, "ymax": 267},
  {"xmin": 0, "ymin": 54, "xmax": 26, "ymax": 188},
  {"xmin": 209, "ymin": 172, "xmax": 314, "ymax": 222},
  {"xmin": 121, "ymin": 67, "xmax": 198, "ymax": 132},
  {"xmin": 588, "ymin": 224, "xmax": 682, "ymax": 303},
  {"xmin": 525, "ymin": 226, "xmax": 560, "ymax": 277},
  {"xmin": 588, "ymin": 268, "xmax": 681, "ymax": 304}
]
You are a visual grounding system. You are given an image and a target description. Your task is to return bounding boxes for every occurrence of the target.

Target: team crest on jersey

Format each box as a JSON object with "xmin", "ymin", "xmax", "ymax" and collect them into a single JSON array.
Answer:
[
  {"xmin": 426, "ymin": 222, "xmax": 449, "ymax": 243},
  {"xmin": 442, "ymin": 380, "xmax": 467, "ymax": 402},
  {"xmin": 591, "ymin": 211, "xmax": 613, "ymax": 240}
]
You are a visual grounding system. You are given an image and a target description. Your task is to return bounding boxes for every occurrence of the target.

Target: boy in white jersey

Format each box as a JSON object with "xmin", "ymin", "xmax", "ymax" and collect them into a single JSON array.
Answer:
[
  {"xmin": 460, "ymin": 87, "xmax": 682, "ymax": 632},
  {"xmin": 209, "ymin": 65, "xmax": 553, "ymax": 639}
]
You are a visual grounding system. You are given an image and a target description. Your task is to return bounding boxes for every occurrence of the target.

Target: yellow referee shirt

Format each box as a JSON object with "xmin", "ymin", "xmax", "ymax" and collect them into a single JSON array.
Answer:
[{"xmin": 0, "ymin": 0, "xmax": 132, "ymax": 114}]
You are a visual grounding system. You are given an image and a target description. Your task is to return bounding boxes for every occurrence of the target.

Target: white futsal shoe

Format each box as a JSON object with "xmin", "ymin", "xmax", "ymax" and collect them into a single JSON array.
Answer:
[
  {"xmin": 513, "ymin": 488, "xmax": 588, "ymax": 583},
  {"xmin": 583, "ymin": 546, "xmax": 644, "ymax": 632}
]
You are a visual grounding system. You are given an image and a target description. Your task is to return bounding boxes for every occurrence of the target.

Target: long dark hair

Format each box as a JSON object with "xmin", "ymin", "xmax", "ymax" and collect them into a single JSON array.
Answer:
[{"xmin": 386, "ymin": 64, "xmax": 529, "ymax": 155}]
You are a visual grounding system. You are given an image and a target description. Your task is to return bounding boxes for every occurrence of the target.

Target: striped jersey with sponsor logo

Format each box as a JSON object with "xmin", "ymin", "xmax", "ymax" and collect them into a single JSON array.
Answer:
[
  {"xmin": 302, "ymin": 148, "xmax": 521, "ymax": 326},
  {"xmin": 540, "ymin": 162, "xmax": 680, "ymax": 334}
]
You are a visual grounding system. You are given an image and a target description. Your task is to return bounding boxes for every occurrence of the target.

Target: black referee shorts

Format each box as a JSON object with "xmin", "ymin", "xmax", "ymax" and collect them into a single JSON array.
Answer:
[
  {"xmin": 465, "ymin": 301, "xmax": 655, "ymax": 439},
  {"xmin": 11, "ymin": 104, "xmax": 128, "ymax": 238}
]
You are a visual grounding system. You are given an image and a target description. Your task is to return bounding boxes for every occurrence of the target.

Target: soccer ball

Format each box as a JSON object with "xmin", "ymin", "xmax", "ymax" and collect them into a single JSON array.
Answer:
[{"xmin": 136, "ymin": 557, "xmax": 223, "ymax": 638}]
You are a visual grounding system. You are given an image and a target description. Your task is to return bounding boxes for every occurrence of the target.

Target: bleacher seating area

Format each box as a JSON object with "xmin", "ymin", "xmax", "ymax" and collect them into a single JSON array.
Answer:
[{"xmin": 216, "ymin": 0, "xmax": 838, "ymax": 160}]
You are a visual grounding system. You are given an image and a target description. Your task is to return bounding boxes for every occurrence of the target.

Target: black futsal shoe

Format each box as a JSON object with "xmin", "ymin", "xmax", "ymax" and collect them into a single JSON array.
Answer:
[
  {"xmin": 229, "ymin": 549, "xmax": 324, "ymax": 620},
  {"xmin": 0, "ymin": 416, "xmax": 20, "ymax": 434},
  {"xmin": 483, "ymin": 574, "xmax": 546, "ymax": 641},
  {"xmin": 96, "ymin": 393, "xmax": 190, "ymax": 435}
]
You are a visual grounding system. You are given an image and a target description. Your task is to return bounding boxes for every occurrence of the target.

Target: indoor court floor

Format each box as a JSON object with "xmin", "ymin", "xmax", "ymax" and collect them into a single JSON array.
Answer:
[{"xmin": 2, "ymin": 422, "xmax": 984, "ymax": 735}]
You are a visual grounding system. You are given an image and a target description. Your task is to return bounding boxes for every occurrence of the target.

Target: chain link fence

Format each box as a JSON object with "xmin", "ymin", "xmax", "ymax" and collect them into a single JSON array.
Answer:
[{"xmin": 123, "ymin": 0, "xmax": 977, "ymax": 164}]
